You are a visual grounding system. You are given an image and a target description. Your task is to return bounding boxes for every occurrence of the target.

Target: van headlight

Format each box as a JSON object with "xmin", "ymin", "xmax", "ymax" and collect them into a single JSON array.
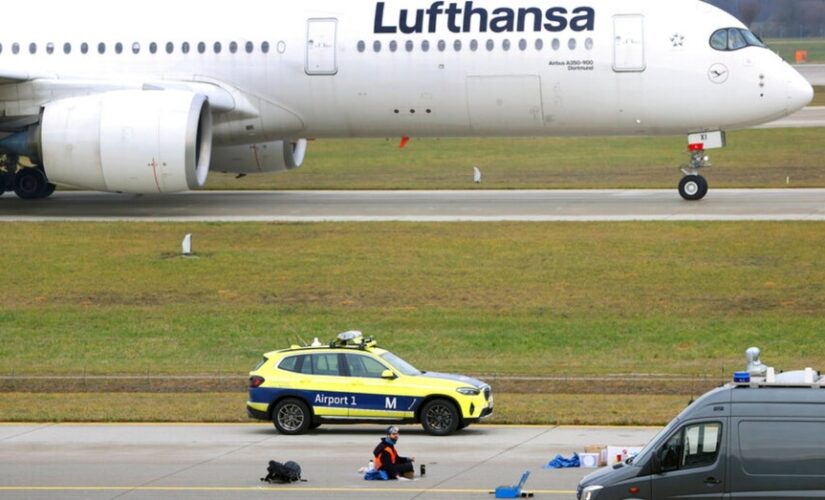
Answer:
[
  {"xmin": 456, "ymin": 387, "xmax": 481, "ymax": 396},
  {"xmin": 582, "ymin": 485, "xmax": 603, "ymax": 500}
]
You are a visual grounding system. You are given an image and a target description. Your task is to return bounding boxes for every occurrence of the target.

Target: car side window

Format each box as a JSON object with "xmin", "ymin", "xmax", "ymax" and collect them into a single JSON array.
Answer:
[
  {"xmin": 345, "ymin": 354, "xmax": 388, "ymax": 378},
  {"xmin": 309, "ymin": 353, "xmax": 341, "ymax": 376},
  {"xmin": 278, "ymin": 355, "xmax": 299, "ymax": 372},
  {"xmin": 660, "ymin": 422, "xmax": 722, "ymax": 472}
]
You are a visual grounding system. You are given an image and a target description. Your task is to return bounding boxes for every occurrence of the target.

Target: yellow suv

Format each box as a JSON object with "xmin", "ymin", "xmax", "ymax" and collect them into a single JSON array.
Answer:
[{"xmin": 247, "ymin": 331, "xmax": 493, "ymax": 435}]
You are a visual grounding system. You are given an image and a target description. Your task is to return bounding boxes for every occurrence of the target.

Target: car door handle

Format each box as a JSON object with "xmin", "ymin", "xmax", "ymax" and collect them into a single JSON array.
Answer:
[{"xmin": 704, "ymin": 477, "xmax": 721, "ymax": 485}]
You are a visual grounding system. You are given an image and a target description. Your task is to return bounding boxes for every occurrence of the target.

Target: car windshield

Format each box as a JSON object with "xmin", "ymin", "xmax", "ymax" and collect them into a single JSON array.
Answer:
[{"xmin": 380, "ymin": 351, "xmax": 422, "ymax": 376}]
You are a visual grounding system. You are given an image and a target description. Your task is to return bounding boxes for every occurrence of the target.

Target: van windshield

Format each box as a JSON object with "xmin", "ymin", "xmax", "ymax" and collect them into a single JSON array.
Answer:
[{"xmin": 629, "ymin": 418, "xmax": 680, "ymax": 466}]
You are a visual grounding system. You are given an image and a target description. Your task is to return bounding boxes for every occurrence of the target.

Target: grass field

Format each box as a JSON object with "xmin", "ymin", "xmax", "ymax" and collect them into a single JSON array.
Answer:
[
  {"xmin": 768, "ymin": 38, "xmax": 825, "ymax": 63},
  {"xmin": 203, "ymin": 128, "xmax": 825, "ymax": 191},
  {"xmin": 3, "ymin": 222, "xmax": 824, "ymax": 379}
]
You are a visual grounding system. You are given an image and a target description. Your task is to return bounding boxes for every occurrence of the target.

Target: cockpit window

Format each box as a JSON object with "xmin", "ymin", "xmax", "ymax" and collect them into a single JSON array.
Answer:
[{"xmin": 710, "ymin": 28, "xmax": 766, "ymax": 51}]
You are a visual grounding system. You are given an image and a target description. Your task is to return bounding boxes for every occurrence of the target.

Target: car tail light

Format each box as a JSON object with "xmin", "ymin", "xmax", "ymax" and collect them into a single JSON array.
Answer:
[{"xmin": 249, "ymin": 376, "xmax": 265, "ymax": 388}]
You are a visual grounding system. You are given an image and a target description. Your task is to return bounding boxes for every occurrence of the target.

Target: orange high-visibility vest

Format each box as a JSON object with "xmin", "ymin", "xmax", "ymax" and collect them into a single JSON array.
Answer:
[{"xmin": 374, "ymin": 445, "xmax": 397, "ymax": 470}]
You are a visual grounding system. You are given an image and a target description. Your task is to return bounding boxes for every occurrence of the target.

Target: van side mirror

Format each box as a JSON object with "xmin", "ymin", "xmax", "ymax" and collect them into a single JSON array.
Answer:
[{"xmin": 381, "ymin": 370, "xmax": 397, "ymax": 379}]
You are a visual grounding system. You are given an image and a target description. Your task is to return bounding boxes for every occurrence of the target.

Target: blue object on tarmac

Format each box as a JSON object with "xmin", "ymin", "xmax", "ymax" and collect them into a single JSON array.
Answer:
[
  {"xmin": 543, "ymin": 453, "xmax": 581, "ymax": 469},
  {"xmin": 494, "ymin": 470, "xmax": 531, "ymax": 498}
]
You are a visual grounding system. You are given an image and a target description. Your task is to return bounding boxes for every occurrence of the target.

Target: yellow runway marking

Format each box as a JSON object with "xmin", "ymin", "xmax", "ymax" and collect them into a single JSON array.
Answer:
[{"xmin": 0, "ymin": 486, "xmax": 575, "ymax": 494}]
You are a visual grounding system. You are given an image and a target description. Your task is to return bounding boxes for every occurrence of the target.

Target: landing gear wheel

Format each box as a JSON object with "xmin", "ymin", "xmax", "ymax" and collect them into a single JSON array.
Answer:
[
  {"xmin": 14, "ymin": 168, "xmax": 48, "ymax": 200},
  {"xmin": 420, "ymin": 399, "xmax": 460, "ymax": 436},
  {"xmin": 42, "ymin": 183, "xmax": 57, "ymax": 198},
  {"xmin": 678, "ymin": 175, "xmax": 708, "ymax": 201},
  {"xmin": 272, "ymin": 398, "xmax": 312, "ymax": 435}
]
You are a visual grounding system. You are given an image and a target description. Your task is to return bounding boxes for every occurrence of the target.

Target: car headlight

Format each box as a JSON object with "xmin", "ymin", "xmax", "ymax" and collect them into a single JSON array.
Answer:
[
  {"xmin": 582, "ymin": 485, "xmax": 603, "ymax": 500},
  {"xmin": 456, "ymin": 387, "xmax": 481, "ymax": 396}
]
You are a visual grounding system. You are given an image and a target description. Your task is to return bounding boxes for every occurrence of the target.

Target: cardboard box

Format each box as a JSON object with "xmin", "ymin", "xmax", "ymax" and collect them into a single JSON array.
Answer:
[{"xmin": 584, "ymin": 445, "xmax": 607, "ymax": 467}]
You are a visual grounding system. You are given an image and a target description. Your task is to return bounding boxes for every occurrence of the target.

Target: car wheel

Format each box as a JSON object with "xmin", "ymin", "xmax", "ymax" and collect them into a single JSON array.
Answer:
[
  {"xmin": 420, "ymin": 399, "xmax": 460, "ymax": 436},
  {"xmin": 272, "ymin": 398, "xmax": 311, "ymax": 435}
]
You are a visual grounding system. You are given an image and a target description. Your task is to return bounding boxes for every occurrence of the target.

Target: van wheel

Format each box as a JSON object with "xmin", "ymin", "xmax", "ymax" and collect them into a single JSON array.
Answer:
[
  {"xmin": 421, "ymin": 399, "xmax": 459, "ymax": 436},
  {"xmin": 273, "ymin": 398, "xmax": 311, "ymax": 435}
]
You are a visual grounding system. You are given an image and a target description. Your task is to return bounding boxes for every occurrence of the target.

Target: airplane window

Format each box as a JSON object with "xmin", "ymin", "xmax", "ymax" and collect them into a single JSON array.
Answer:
[
  {"xmin": 97, "ymin": 42, "xmax": 105, "ymax": 54},
  {"xmin": 405, "ymin": 40, "xmax": 413, "ymax": 52},
  {"xmin": 214, "ymin": 42, "xmax": 222, "ymax": 54},
  {"xmin": 437, "ymin": 39, "xmax": 446, "ymax": 52},
  {"xmin": 568, "ymin": 38, "xmax": 577, "ymax": 50},
  {"xmin": 486, "ymin": 39, "xmax": 494, "ymax": 51},
  {"xmin": 502, "ymin": 39, "xmax": 511, "ymax": 51},
  {"xmin": 453, "ymin": 39, "xmax": 462, "ymax": 51},
  {"xmin": 245, "ymin": 41, "xmax": 253, "ymax": 53},
  {"xmin": 535, "ymin": 39, "xmax": 543, "ymax": 50},
  {"xmin": 81, "ymin": 42, "xmax": 88, "ymax": 54},
  {"xmin": 262, "ymin": 41, "xmax": 271, "ymax": 53},
  {"xmin": 373, "ymin": 40, "xmax": 381, "ymax": 52},
  {"xmin": 551, "ymin": 39, "xmax": 560, "ymax": 51},
  {"xmin": 46, "ymin": 43, "xmax": 54, "ymax": 55},
  {"xmin": 166, "ymin": 42, "xmax": 174, "ymax": 54},
  {"xmin": 198, "ymin": 42, "xmax": 206, "ymax": 54},
  {"xmin": 710, "ymin": 29, "xmax": 727, "ymax": 50},
  {"xmin": 149, "ymin": 42, "xmax": 157, "ymax": 54},
  {"xmin": 229, "ymin": 41, "xmax": 238, "ymax": 54},
  {"xmin": 728, "ymin": 29, "xmax": 746, "ymax": 50},
  {"xmin": 585, "ymin": 38, "xmax": 593, "ymax": 50},
  {"xmin": 182, "ymin": 42, "xmax": 190, "ymax": 54},
  {"xmin": 64, "ymin": 43, "xmax": 71, "ymax": 54},
  {"xmin": 421, "ymin": 40, "xmax": 430, "ymax": 52},
  {"xmin": 470, "ymin": 39, "xmax": 478, "ymax": 51},
  {"xmin": 0, "ymin": 44, "xmax": 3, "ymax": 54},
  {"xmin": 132, "ymin": 42, "xmax": 140, "ymax": 54},
  {"xmin": 115, "ymin": 42, "xmax": 123, "ymax": 54},
  {"xmin": 357, "ymin": 40, "xmax": 365, "ymax": 53},
  {"xmin": 29, "ymin": 43, "xmax": 36, "ymax": 55},
  {"xmin": 519, "ymin": 39, "xmax": 527, "ymax": 51},
  {"xmin": 389, "ymin": 40, "xmax": 398, "ymax": 52},
  {"xmin": 12, "ymin": 43, "xmax": 19, "ymax": 55},
  {"xmin": 741, "ymin": 29, "xmax": 765, "ymax": 48}
]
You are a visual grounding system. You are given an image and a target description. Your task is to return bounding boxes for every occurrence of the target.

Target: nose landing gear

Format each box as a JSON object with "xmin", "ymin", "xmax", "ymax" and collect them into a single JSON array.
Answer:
[{"xmin": 678, "ymin": 145, "xmax": 711, "ymax": 201}]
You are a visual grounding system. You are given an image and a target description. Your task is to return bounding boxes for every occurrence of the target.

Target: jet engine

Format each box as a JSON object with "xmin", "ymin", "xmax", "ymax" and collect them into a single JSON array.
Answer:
[
  {"xmin": 37, "ymin": 90, "xmax": 212, "ymax": 193},
  {"xmin": 210, "ymin": 139, "xmax": 307, "ymax": 174}
]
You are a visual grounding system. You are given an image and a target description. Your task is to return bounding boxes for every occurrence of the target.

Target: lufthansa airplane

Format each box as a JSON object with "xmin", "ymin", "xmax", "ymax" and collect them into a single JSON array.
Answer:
[{"xmin": 0, "ymin": 0, "xmax": 813, "ymax": 201}]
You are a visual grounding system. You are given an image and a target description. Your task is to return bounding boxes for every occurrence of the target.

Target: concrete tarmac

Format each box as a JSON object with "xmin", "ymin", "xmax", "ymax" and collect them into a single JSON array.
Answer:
[
  {"xmin": 0, "ymin": 423, "xmax": 659, "ymax": 499},
  {"xmin": 2, "ymin": 189, "xmax": 825, "ymax": 222}
]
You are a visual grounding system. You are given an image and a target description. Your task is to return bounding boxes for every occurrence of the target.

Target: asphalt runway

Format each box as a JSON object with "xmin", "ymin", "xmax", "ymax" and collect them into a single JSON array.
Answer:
[
  {"xmin": 0, "ymin": 423, "xmax": 658, "ymax": 499},
  {"xmin": 2, "ymin": 189, "xmax": 825, "ymax": 222}
]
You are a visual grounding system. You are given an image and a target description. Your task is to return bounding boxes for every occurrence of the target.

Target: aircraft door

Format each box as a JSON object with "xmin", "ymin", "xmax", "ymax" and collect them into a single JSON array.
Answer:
[
  {"xmin": 306, "ymin": 18, "xmax": 338, "ymax": 75},
  {"xmin": 613, "ymin": 15, "xmax": 646, "ymax": 72}
]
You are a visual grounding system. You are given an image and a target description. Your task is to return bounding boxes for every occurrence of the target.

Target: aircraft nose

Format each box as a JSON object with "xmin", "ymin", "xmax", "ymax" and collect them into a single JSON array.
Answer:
[{"xmin": 786, "ymin": 69, "xmax": 814, "ymax": 113}]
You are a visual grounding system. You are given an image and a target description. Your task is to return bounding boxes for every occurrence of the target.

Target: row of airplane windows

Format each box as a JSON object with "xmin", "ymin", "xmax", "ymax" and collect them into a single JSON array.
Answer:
[
  {"xmin": 356, "ymin": 37, "xmax": 594, "ymax": 53},
  {"xmin": 0, "ymin": 41, "xmax": 281, "ymax": 56}
]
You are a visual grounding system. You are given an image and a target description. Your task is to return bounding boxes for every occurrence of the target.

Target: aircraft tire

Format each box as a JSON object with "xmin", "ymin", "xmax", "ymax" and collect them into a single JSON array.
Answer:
[
  {"xmin": 43, "ymin": 182, "xmax": 57, "ymax": 198},
  {"xmin": 13, "ymin": 168, "xmax": 48, "ymax": 200},
  {"xmin": 679, "ymin": 175, "xmax": 708, "ymax": 201}
]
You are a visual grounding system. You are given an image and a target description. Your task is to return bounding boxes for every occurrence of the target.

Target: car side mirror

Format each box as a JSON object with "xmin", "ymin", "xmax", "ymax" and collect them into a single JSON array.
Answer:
[{"xmin": 381, "ymin": 370, "xmax": 397, "ymax": 379}]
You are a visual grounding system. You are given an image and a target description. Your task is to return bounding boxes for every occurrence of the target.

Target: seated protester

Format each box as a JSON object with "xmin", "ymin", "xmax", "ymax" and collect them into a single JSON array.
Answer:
[{"xmin": 373, "ymin": 426, "xmax": 415, "ymax": 479}]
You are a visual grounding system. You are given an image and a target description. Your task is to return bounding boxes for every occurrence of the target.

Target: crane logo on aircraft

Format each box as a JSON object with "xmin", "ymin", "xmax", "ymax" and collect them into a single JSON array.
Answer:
[
  {"xmin": 374, "ymin": 1, "xmax": 595, "ymax": 34},
  {"xmin": 708, "ymin": 63, "xmax": 729, "ymax": 84}
]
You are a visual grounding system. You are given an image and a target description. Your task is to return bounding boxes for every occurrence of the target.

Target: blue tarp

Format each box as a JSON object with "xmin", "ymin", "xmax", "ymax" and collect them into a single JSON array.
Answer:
[
  {"xmin": 364, "ymin": 469, "xmax": 389, "ymax": 480},
  {"xmin": 543, "ymin": 453, "xmax": 581, "ymax": 469}
]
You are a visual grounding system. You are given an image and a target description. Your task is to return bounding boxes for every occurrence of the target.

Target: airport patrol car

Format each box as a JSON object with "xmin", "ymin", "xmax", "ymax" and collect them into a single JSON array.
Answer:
[{"xmin": 247, "ymin": 331, "xmax": 493, "ymax": 435}]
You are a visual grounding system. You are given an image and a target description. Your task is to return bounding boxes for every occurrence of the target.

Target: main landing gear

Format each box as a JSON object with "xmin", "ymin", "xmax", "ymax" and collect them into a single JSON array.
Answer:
[
  {"xmin": 678, "ymin": 145, "xmax": 710, "ymax": 201},
  {"xmin": 0, "ymin": 155, "xmax": 56, "ymax": 200}
]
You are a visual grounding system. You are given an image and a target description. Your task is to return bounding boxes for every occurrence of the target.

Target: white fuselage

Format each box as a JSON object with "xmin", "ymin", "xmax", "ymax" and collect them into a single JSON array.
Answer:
[{"xmin": 0, "ymin": 0, "xmax": 811, "ymax": 143}]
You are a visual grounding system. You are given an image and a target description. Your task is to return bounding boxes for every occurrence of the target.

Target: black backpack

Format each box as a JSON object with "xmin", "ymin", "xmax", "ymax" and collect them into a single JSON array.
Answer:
[{"xmin": 262, "ymin": 460, "xmax": 302, "ymax": 483}]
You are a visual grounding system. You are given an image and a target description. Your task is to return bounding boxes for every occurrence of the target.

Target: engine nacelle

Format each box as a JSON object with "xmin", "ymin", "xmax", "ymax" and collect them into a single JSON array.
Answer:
[
  {"xmin": 210, "ymin": 139, "xmax": 307, "ymax": 174},
  {"xmin": 40, "ymin": 90, "xmax": 212, "ymax": 193}
]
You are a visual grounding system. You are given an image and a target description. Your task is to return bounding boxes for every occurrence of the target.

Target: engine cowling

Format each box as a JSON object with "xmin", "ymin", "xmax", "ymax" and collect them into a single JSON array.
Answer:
[
  {"xmin": 210, "ymin": 139, "xmax": 307, "ymax": 174},
  {"xmin": 40, "ymin": 90, "xmax": 212, "ymax": 193}
]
